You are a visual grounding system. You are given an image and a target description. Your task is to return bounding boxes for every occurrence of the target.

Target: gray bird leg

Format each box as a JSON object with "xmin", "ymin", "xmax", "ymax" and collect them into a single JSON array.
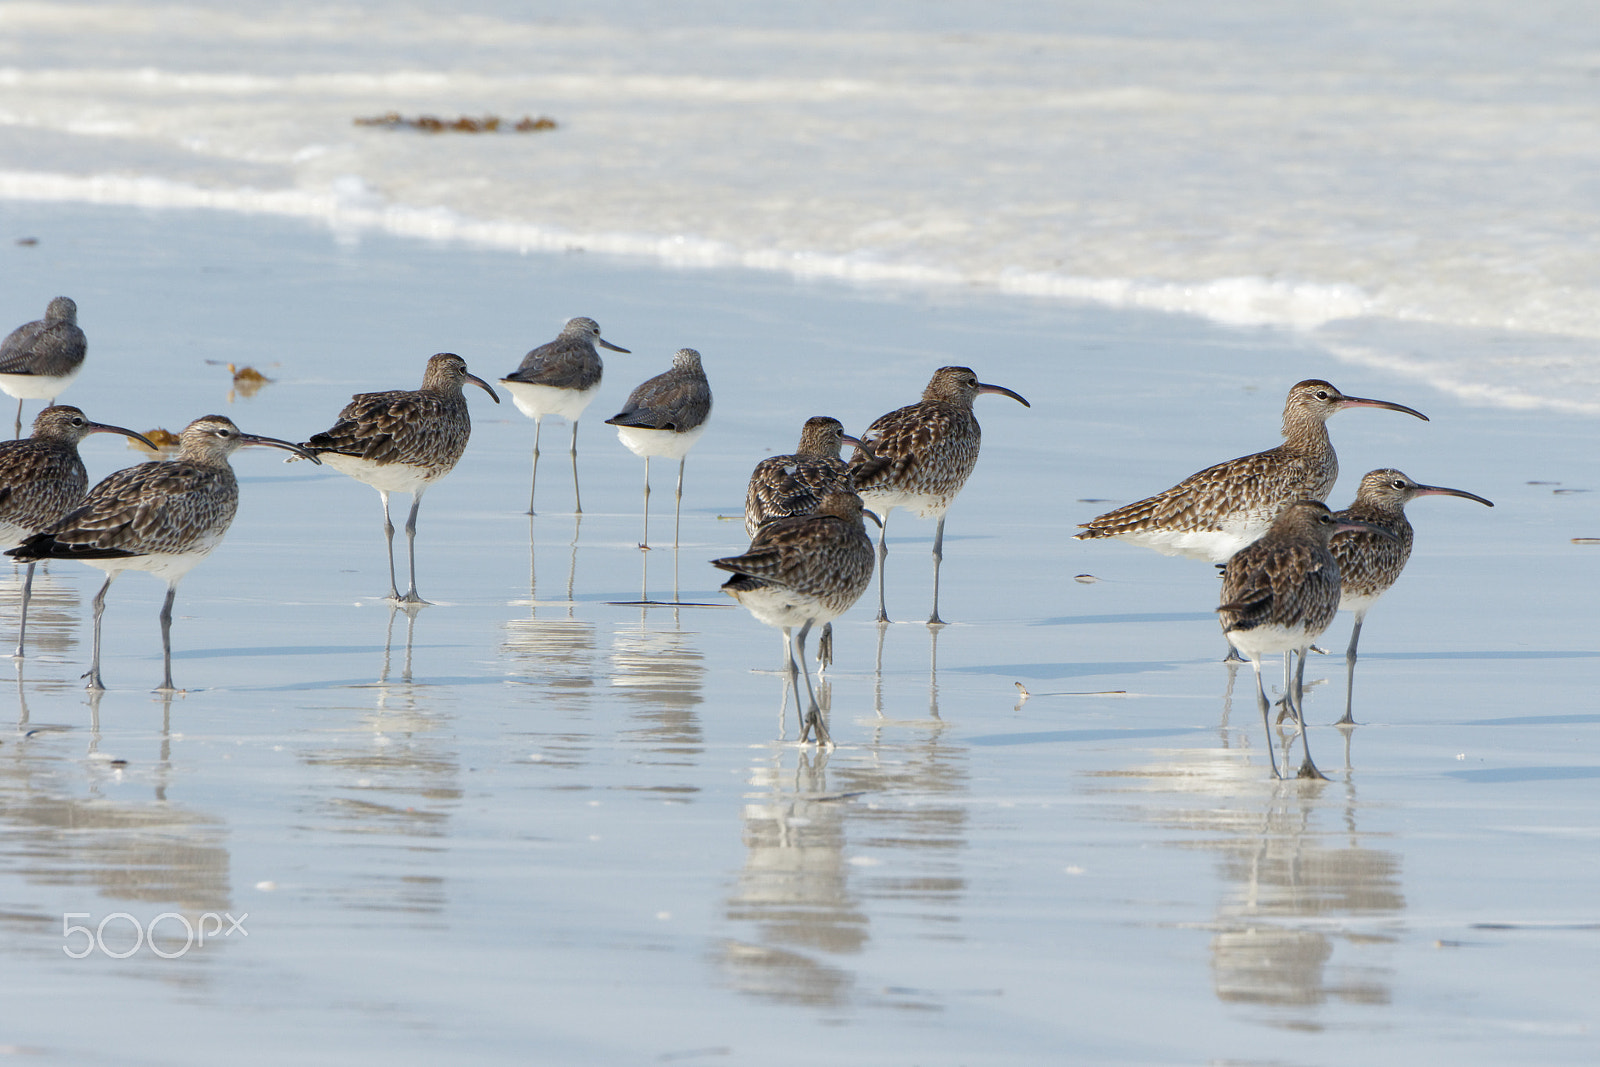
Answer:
[
  {"xmin": 84, "ymin": 573, "xmax": 117, "ymax": 691},
  {"xmin": 569, "ymin": 419, "xmax": 582, "ymax": 514},
  {"xmin": 13, "ymin": 561, "xmax": 35, "ymax": 658},
  {"xmin": 378, "ymin": 489, "xmax": 401, "ymax": 600},
  {"xmin": 928, "ymin": 515, "xmax": 947, "ymax": 625},
  {"xmin": 874, "ymin": 510, "xmax": 892, "ymax": 623},
  {"xmin": 674, "ymin": 457, "xmax": 685, "ymax": 550},
  {"xmin": 794, "ymin": 620, "xmax": 833, "ymax": 747},
  {"xmin": 1337, "ymin": 613, "xmax": 1366, "ymax": 726},
  {"xmin": 157, "ymin": 581, "xmax": 179, "ymax": 692},
  {"xmin": 1287, "ymin": 650, "xmax": 1327, "ymax": 780},
  {"xmin": 527, "ymin": 415, "xmax": 543, "ymax": 515},
  {"xmin": 1247, "ymin": 655, "xmax": 1280, "ymax": 779},
  {"xmin": 399, "ymin": 490, "xmax": 426, "ymax": 604}
]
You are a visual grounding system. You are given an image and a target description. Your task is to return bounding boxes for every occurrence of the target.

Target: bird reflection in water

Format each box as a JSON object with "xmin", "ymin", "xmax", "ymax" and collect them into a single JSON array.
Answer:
[
  {"xmin": 611, "ymin": 606, "xmax": 705, "ymax": 763},
  {"xmin": 504, "ymin": 514, "xmax": 597, "ymax": 709},
  {"xmin": 1087, "ymin": 732, "xmax": 1403, "ymax": 1023},
  {"xmin": 871, "ymin": 620, "xmax": 945, "ymax": 727}
]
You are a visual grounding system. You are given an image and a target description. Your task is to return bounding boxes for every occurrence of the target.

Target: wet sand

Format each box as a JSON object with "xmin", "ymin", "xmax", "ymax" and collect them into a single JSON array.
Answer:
[{"xmin": 0, "ymin": 202, "xmax": 1596, "ymax": 1064}]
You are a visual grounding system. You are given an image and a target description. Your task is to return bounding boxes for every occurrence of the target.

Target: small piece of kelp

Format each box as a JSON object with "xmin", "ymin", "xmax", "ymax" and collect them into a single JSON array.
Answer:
[{"xmin": 354, "ymin": 112, "xmax": 559, "ymax": 133}]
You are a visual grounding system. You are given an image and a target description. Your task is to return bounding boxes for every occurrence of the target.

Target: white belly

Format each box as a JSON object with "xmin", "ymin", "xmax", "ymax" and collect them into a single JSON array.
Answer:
[
  {"xmin": 0, "ymin": 366, "xmax": 82, "ymax": 401},
  {"xmin": 857, "ymin": 485, "xmax": 952, "ymax": 521},
  {"xmin": 731, "ymin": 584, "xmax": 844, "ymax": 630},
  {"xmin": 85, "ymin": 544, "xmax": 219, "ymax": 583},
  {"xmin": 1226, "ymin": 622, "xmax": 1320, "ymax": 659},
  {"xmin": 615, "ymin": 422, "xmax": 707, "ymax": 461},
  {"xmin": 1338, "ymin": 590, "xmax": 1385, "ymax": 615},
  {"xmin": 501, "ymin": 380, "xmax": 601, "ymax": 423},
  {"xmin": 322, "ymin": 452, "xmax": 439, "ymax": 495}
]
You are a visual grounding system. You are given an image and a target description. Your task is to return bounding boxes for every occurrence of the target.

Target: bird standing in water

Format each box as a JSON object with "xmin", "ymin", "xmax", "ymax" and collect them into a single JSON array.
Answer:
[
  {"xmin": 0, "ymin": 297, "xmax": 88, "ymax": 438},
  {"xmin": 8, "ymin": 415, "xmax": 317, "ymax": 691},
  {"xmin": 500, "ymin": 316, "xmax": 630, "ymax": 515},
  {"xmin": 606, "ymin": 347, "xmax": 712, "ymax": 551},
  {"xmin": 848, "ymin": 366, "xmax": 1029, "ymax": 625},
  {"xmin": 1329, "ymin": 469, "xmax": 1493, "ymax": 725},
  {"xmin": 1218, "ymin": 499, "xmax": 1394, "ymax": 780},
  {"xmin": 301, "ymin": 352, "xmax": 499, "ymax": 604}
]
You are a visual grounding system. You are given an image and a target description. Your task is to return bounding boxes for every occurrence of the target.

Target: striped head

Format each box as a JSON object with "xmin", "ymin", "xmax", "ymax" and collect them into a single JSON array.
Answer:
[
  {"xmin": 921, "ymin": 366, "xmax": 1030, "ymax": 409},
  {"xmin": 421, "ymin": 352, "xmax": 500, "ymax": 403}
]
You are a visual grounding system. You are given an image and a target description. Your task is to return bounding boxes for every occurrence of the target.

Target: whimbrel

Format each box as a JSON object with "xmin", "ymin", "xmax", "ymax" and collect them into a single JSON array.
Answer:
[
  {"xmin": 744, "ymin": 415, "xmax": 862, "ymax": 669},
  {"xmin": 0, "ymin": 297, "xmax": 87, "ymax": 438},
  {"xmin": 605, "ymin": 347, "xmax": 711, "ymax": 551},
  {"xmin": 301, "ymin": 352, "xmax": 498, "ymax": 604},
  {"xmin": 499, "ymin": 317, "xmax": 629, "ymax": 515},
  {"xmin": 1077, "ymin": 380, "xmax": 1427, "ymax": 563},
  {"xmin": 712, "ymin": 490, "xmax": 877, "ymax": 746},
  {"xmin": 0, "ymin": 406, "xmax": 155, "ymax": 657},
  {"xmin": 1218, "ymin": 499, "xmax": 1394, "ymax": 779},
  {"xmin": 7, "ymin": 415, "xmax": 317, "ymax": 691},
  {"xmin": 1330, "ymin": 469, "xmax": 1493, "ymax": 725},
  {"xmin": 848, "ymin": 366, "xmax": 1029, "ymax": 624}
]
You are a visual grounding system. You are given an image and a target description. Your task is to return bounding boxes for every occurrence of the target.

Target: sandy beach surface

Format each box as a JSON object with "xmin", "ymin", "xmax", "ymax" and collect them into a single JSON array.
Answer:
[{"xmin": 1, "ymin": 200, "xmax": 1596, "ymax": 1064}]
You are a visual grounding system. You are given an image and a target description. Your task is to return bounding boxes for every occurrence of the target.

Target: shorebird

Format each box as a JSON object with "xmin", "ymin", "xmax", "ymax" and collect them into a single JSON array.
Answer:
[
  {"xmin": 0, "ymin": 406, "xmax": 155, "ymax": 657},
  {"xmin": 1329, "ymin": 469, "xmax": 1493, "ymax": 725},
  {"xmin": 605, "ymin": 347, "xmax": 711, "ymax": 550},
  {"xmin": 0, "ymin": 297, "xmax": 87, "ymax": 438},
  {"xmin": 6, "ymin": 415, "xmax": 317, "ymax": 691},
  {"xmin": 1217, "ymin": 500, "xmax": 1394, "ymax": 780},
  {"xmin": 499, "ymin": 316, "xmax": 630, "ymax": 515},
  {"xmin": 1077, "ymin": 380, "xmax": 1428, "ymax": 563},
  {"xmin": 847, "ymin": 366, "xmax": 1029, "ymax": 625},
  {"xmin": 301, "ymin": 352, "xmax": 498, "ymax": 604},
  {"xmin": 712, "ymin": 489, "xmax": 877, "ymax": 745},
  {"xmin": 743, "ymin": 415, "xmax": 864, "ymax": 669}
]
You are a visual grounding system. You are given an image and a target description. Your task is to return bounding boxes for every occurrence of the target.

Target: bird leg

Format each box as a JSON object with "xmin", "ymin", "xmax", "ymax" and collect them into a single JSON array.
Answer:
[
  {"xmin": 794, "ymin": 620, "xmax": 833, "ymax": 747},
  {"xmin": 569, "ymin": 419, "xmax": 582, "ymax": 514},
  {"xmin": 83, "ymin": 573, "xmax": 117, "ymax": 691},
  {"xmin": 1287, "ymin": 650, "xmax": 1328, "ymax": 780},
  {"xmin": 11, "ymin": 398, "xmax": 21, "ymax": 440},
  {"xmin": 527, "ymin": 415, "xmax": 543, "ymax": 515},
  {"xmin": 157, "ymin": 581, "xmax": 180, "ymax": 692},
  {"xmin": 640, "ymin": 457, "xmax": 652, "ymax": 550},
  {"xmin": 874, "ymin": 510, "xmax": 892, "ymax": 623},
  {"xmin": 1247, "ymin": 655, "xmax": 1281, "ymax": 779},
  {"xmin": 13, "ymin": 561, "xmax": 35, "ymax": 658},
  {"xmin": 377, "ymin": 489, "xmax": 401, "ymax": 600},
  {"xmin": 928, "ymin": 515, "xmax": 948, "ymax": 626},
  {"xmin": 817, "ymin": 622, "xmax": 833, "ymax": 672},
  {"xmin": 398, "ymin": 491, "xmax": 427, "ymax": 604},
  {"xmin": 674, "ymin": 457, "xmax": 685, "ymax": 550},
  {"xmin": 1337, "ymin": 614, "xmax": 1365, "ymax": 726}
]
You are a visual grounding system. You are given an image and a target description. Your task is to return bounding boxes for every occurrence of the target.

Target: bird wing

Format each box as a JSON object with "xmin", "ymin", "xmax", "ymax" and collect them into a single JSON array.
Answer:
[
  {"xmin": 847, "ymin": 401, "xmax": 967, "ymax": 491},
  {"xmin": 505, "ymin": 341, "xmax": 601, "ymax": 391},
  {"xmin": 13, "ymin": 461, "xmax": 236, "ymax": 559},
  {"xmin": 744, "ymin": 455, "xmax": 853, "ymax": 534},
  {"xmin": 607, "ymin": 371, "xmax": 711, "ymax": 431},
  {"xmin": 307, "ymin": 389, "xmax": 467, "ymax": 465},
  {"xmin": 1218, "ymin": 542, "xmax": 1331, "ymax": 631},
  {"xmin": 0, "ymin": 321, "xmax": 86, "ymax": 376},
  {"xmin": 1078, "ymin": 446, "xmax": 1321, "ymax": 536},
  {"xmin": 0, "ymin": 442, "xmax": 87, "ymax": 531}
]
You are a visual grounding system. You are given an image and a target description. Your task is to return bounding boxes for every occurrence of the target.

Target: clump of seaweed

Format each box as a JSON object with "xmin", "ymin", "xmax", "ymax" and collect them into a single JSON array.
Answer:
[
  {"xmin": 133, "ymin": 428, "xmax": 181, "ymax": 455},
  {"xmin": 354, "ymin": 113, "xmax": 559, "ymax": 133}
]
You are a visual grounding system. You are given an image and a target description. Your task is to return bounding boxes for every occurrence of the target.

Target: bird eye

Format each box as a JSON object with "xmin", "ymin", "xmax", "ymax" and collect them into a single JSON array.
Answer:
[
  {"xmin": 1391, "ymin": 479, "xmax": 1405, "ymax": 489},
  {"xmin": 1314, "ymin": 390, "xmax": 1330, "ymax": 400}
]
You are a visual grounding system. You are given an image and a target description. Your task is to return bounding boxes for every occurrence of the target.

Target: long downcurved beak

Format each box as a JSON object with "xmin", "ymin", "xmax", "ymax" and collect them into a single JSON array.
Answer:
[
  {"xmin": 467, "ymin": 372, "xmax": 501, "ymax": 403},
  {"xmin": 864, "ymin": 509, "xmax": 884, "ymax": 528},
  {"xmin": 243, "ymin": 433, "xmax": 322, "ymax": 464},
  {"xmin": 1339, "ymin": 395, "xmax": 1428, "ymax": 421},
  {"xmin": 1334, "ymin": 517, "xmax": 1400, "ymax": 541},
  {"xmin": 840, "ymin": 433, "xmax": 864, "ymax": 452},
  {"xmin": 978, "ymin": 382, "xmax": 1031, "ymax": 407},
  {"xmin": 87, "ymin": 422, "xmax": 159, "ymax": 452},
  {"xmin": 598, "ymin": 338, "xmax": 631, "ymax": 353},
  {"xmin": 1414, "ymin": 484, "xmax": 1494, "ymax": 507}
]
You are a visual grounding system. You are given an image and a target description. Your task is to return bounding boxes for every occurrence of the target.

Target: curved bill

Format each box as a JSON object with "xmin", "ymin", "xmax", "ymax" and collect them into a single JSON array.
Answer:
[
  {"xmin": 86, "ymin": 421, "xmax": 160, "ymax": 452},
  {"xmin": 840, "ymin": 433, "xmax": 864, "ymax": 451},
  {"xmin": 1339, "ymin": 394, "xmax": 1428, "ymax": 421},
  {"xmin": 864, "ymin": 509, "xmax": 884, "ymax": 528},
  {"xmin": 1414, "ymin": 484, "xmax": 1494, "ymax": 507},
  {"xmin": 978, "ymin": 382, "xmax": 1031, "ymax": 407},
  {"xmin": 598, "ymin": 338, "xmax": 631, "ymax": 353},
  {"xmin": 1334, "ymin": 517, "xmax": 1400, "ymax": 542},
  {"xmin": 466, "ymin": 372, "xmax": 501, "ymax": 403},
  {"xmin": 242, "ymin": 433, "xmax": 323, "ymax": 465}
]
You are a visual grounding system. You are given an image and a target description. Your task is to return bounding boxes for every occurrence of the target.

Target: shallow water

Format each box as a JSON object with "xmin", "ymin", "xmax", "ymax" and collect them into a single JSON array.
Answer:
[{"xmin": 0, "ymin": 202, "xmax": 1596, "ymax": 1063}]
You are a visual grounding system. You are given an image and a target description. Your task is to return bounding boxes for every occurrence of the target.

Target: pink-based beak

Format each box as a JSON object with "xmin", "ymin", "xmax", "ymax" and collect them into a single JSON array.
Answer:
[
  {"xmin": 978, "ymin": 382, "xmax": 1030, "ymax": 407},
  {"xmin": 1414, "ymin": 484, "xmax": 1494, "ymax": 507},
  {"xmin": 1339, "ymin": 394, "xmax": 1428, "ymax": 421}
]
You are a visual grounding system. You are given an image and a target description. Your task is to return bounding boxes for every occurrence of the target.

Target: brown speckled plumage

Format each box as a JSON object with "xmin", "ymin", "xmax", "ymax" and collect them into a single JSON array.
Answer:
[
  {"xmin": 712, "ymin": 491, "xmax": 876, "ymax": 745},
  {"xmin": 744, "ymin": 416, "xmax": 861, "ymax": 538},
  {"xmin": 1077, "ymin": 380, "xmax": 1428, "ymax": 562},
  {"xmin": 304, "ymin": 353, "xmax": 497, "ymax": 479},
  {"xmin": 1218, "ymin": 499, "xmax": 1394, "ymax": 779},
  {"xmin": 847, "ymin": 366, "xmax": 1029, "ymax": 624},
  {"xmin": 9, "ymin": 415, "xmax": 316, "ymax": 689},
  {"xmin": 1328, "ymin": 468, "xmax": 1494, "ymax": 724},
  {"xmin": 303, "ymin": 353, "xmax": 499, "ymax": 603}
]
